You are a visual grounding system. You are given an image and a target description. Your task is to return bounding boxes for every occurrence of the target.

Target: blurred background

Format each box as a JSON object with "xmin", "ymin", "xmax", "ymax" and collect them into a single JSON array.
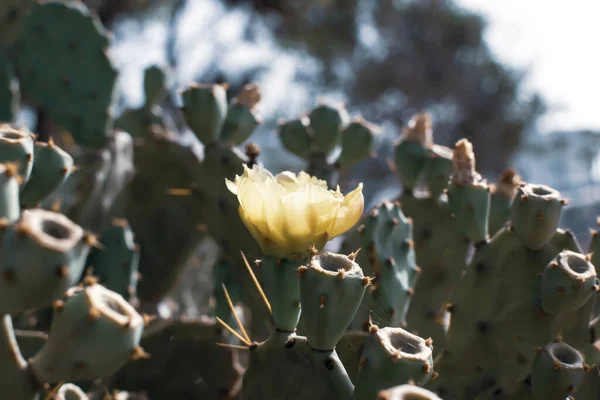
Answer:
[{"xmin": 48, "ymin": 0, "xmax": 600, "ymax": 239}]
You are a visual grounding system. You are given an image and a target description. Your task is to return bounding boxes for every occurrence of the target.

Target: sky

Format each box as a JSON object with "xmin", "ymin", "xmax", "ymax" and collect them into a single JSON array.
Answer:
[{"xmin": 456, "ymin": 0, "xmax": 600, "ymax": 134}]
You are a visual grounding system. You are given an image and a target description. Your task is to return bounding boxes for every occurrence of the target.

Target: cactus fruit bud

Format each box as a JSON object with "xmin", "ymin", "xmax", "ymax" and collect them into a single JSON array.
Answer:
[
  {"xmin": 0, "ymin": 163, "xmax": 19, "ymax": 222},
  {"xmin": 377, "ymin": 385, "xmax": 442, "ymax": 400},
  {"xmin": 180, "ymin": 83, "xmax": 228, "ymax": 145},
  {"xmin": 530, "ymin": 342, "xmax": 585, "ymax": 400},
  {"xmin": 20, "ymin": 140, "xmax": 74, "ymax": 208},
  {"xmin": 352, "ymin": 327, "xmax": 435, "ymax": 400},
  {"xmin": 55, "ymin": 383, "xmax": 89, "ymax": 400},
  {"xmin": 0, "ymin": 209, "xmax": 90, "ymax": 315},
  {"xmin": 447, "ymin": 139, "xmax": 490, "ymax": 243},
  {"xmin": 403, "ymin": 113, "xmax": 433, "ymax": 147},
  {"xmin": 337, "ymin": 118, "xmax": 379, "ymax": 168},
  {"xmin": 299, "ymin": 251, "xmax": 367, "ymax": 350},
  {"xmin": 221, "ymin": 84, "xmax": 262, "ymax": 145},
  {"xmin": 493, "ymin": 168, "xmax": 521, "ymax": 200},
  {"xmin": 451, "ymin": 138, "xmax": 479, "ymax": 185},
  {"xmin": 0, "ymin": 125, "xmax": 34, "ymax": 186},
  {"xmin": 308, "ymin": 103, "xmax": 348, "ymax": 154},
  {"xmin": 30, "ymin": 283, "xmax": 144, "ymax": 382},
  {"xmin": 510, "ymin": 184, "xmax": 564, "ymax": 250},
  {"xmin": 226, "ymin": 164, "xmax": 363, "ymax": 259},
  {"xmin": 488, "ymin": 168, "xmax": 521, "ymax": 235},
  {"xmin": 278, "ymin": 118, "xmax": 312, "ymax": 159},
  {"xmin": 540, "ymin": 250, "xmax": 598, "ymax": 314}
]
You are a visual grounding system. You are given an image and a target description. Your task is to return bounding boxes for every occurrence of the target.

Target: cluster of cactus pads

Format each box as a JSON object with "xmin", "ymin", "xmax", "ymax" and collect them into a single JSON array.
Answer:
[
  {"xmin": 0, "ymin": 124, "xmax": 147, "ymax": 399},
  {"xmin": 1, "ymin": 1, "xmax": 600, "ymax": 400}
]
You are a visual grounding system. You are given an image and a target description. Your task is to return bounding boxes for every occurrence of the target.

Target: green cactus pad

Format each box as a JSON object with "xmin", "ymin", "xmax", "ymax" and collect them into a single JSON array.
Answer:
[
  {"xmin": 56, "ymin": 383, "xmax": 89, "ymax": 400},
  {"xmin": 30, "ymin": 282, "xmax": 145, "ymax": 383},
  {"xmin": 0, "ymin": 125, "xmax": 34, "ymax": 186},
  {"xmin": 435, "ymin": 225, "xmax": 584, "ymax": 398},
  {"xmin": 510, "ymin": 184, "xmax": 566, "ymax": 250},
  {"xmin": 259, "ymin": 256, "xmax": 303, "ymax": 332},
  {"xmin": 0, "ymin": 163, "xmax": 20, "ymax": 222},
  {"xmin": 243, "ymin": 330, "xmax": 354, "ymax": 400},
  {"xmin": 114, "ymin": 66, "xmax": 169, "ymax": 139},
  {"xmin": 180, "ymin": 83, "xmax": 228, "ymax": 145},
  {"xmin": 123, "ymin": 129, "xmax": 203, "ymax": 303},
  {"xmin": 378, "ymin": 385, "xmax": 442, "ymax": 400},
  {"xmin": 0, "ymin": 53, "xmax": 19, "ymax": 121},
  {"xmin": 447, "ymin": 181, "xmax": 491, "ymax": 244},
  {"xmin": 394, "ymin": 141, "xmax": 429, "ymax": 191},
  {"xmin": 15, "ymin": 1, "xmax": 118, "ymax": 148},
  {"xmin": 401, "ymin": 194, "xmax": 469, "ymax": 356},
  {"xmin": 0, "ymin": 0, "xmax": 35, "ymax": 44},
  {"xmin": 0, "ymin": 209, "xmax": 91, "ymax": 315},
  {"xmin": 341, "ymin": 201, "xmax": 419, "ymax": 330},
  {"xmin": 220, "ymin": 84, "xmax": 262, "ymax": 145},
  {"xmin": 278, "ymin": 118, "xmax": 312, "ymax": 159},
  {"xmin": 298, "ymin": 251, "xmax": 367, "ymax": 350},
  {"xmin": 531, "ymin": 342, "xmax": 585, "ymax": 400},
  {"xmin": 540, "ymin": 250, "xmax": 598, "ymax": 314},
  {"xmin": 352, "ymin": 326, "xmax": 434, "ymax": 400},
  {"xmin": 337, "ymin": 119, "xmax": 377, "ymax": 168},
  {"xmin": 422, "ymin": 144, "xmax": 453, "ymax": 199},
  {"xmin": 85, "ymin": 219, "xmax": 140, "ymax": 303},
  {"xmin": 393, "ymin": 113, "xmax": 434, "ymax": 191},
  {"xmin": 143, "ymin": 66, "xmax": 166, "ymax": 106},
  {"xmin": 19, "ymin": 140, "xmax": 74, "ymax": 208},
  {"xmin": 308, "ymin": 103, "xmax": 348, "ymax": 154}
]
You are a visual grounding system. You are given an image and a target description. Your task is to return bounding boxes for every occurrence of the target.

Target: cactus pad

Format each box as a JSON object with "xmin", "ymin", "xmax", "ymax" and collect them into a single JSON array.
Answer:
[
  {"xmin": 30, "ymin": 281, "xmax": 145, "ymax": 382},
  {"xmin": 15, "ymin": 1, "xmax": 118, "ymax": 148},
  {"xmin": 0, "ymin": 209, "xmax": 91, "ymax": 315}
]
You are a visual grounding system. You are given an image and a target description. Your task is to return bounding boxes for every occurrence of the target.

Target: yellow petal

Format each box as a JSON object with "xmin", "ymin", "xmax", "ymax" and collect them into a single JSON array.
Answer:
[
  {"xmin": 237, "ymin": 178, "xmax": 270, "ymax": 237},
  {"xmin": 263, "ymin": 196, "xmax": 287, "ymax": 245},
  {"xmin": 328, "ymin": 183, "xmax": 364, "ymax": 238},
  {"xmin": 275, "ymin": 171, "xmax": 299, "ymax": 191},
  {"xmin": 309, "ymin": 184, "xmax": 342, "ymax": 234},
  {"xmin": 282, "ymin": 190, "xmax": 314, "ymax": 240},
  {"xmin": 225, "ymin": 178, "xmax": 239, "ymax": 195}
]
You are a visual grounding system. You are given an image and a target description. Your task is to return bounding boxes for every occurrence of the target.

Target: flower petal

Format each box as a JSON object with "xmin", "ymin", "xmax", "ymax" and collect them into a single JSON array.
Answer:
[
  {"xmin": 282, "ymin": 190, "xmax": 314, "ymax": 240},
  {"xmin": 328, "ymin": 183, "xmax": 364, "ymax": 238}
]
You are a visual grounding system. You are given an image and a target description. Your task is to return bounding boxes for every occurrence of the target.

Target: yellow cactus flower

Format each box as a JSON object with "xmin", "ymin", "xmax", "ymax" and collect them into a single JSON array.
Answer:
[{"xmin": 226, "ymin": 164, "xmax": 364, "ymax": 259}]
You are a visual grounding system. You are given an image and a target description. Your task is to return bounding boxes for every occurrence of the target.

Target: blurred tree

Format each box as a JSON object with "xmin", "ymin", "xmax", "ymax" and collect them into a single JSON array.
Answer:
[{"xmin": 223, "ymin": 0, "xmax": 545, "ymax": 175}]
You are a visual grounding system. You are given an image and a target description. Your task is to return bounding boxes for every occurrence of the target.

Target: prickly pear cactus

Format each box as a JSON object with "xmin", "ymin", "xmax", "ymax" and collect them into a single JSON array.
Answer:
[
  {"xmin": 352, "ymin": 324, "xmax": 435, "ymax": 400},
  {"xmin": 277, "ymin": 103, "xmax": 377, "ymax": 187},
  {"xmin": 115, "ymin": 65, "xmax": 169, "ymax": 138},
  {"xmin": 122, "ymin": 127, "xmax": 204, "ymax": 305},
  {"xmin": 0, "ymin": 126, "xmax": 146, "ymax": 400},
  {"xmin": 45, "ymin": 130, "xmax": 135, "ymax": 232},
  {"xmin": 393, "ymin": 114, "xmax": 470, "ymax": 354},
  {"xmin": 15, "ymin": 1, "xmax": 118, "ymax": 148},
  {"xmin": 473, "ymin": 341, "xmax": 588, "ymax": 400},
  {"xmin": 85, "ymin": 219, "xmax": 140, "ymax": 305},
  {"xmin": 340, "ymin": 201, "xmax": 420, "ymax": 330},
  {"xmin": 432, "ymin": 185, "xmax": 593, "ymax": 398}
]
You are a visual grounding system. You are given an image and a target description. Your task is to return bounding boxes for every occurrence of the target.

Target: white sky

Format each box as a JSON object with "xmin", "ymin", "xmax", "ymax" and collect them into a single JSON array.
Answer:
[{"xmin": 456, "ymin": 0, "xmax": 600, "ymax": 133}]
